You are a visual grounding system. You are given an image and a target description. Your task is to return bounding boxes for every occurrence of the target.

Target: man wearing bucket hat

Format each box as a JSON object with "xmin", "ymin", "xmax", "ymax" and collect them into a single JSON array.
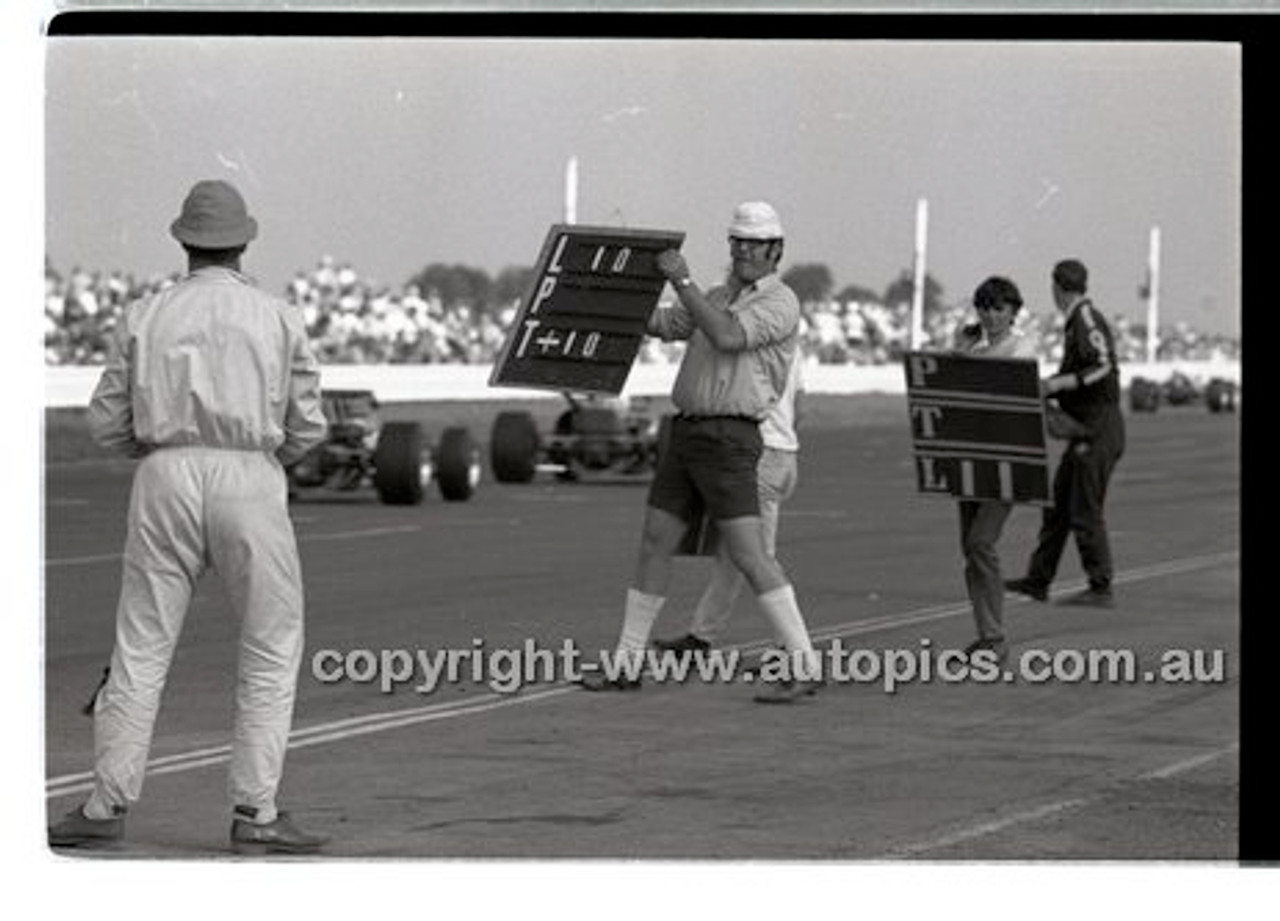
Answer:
[
  {"xmin": 580, "ymin": 201, "xmax": 823, "ymax": 703},
  {"xmin": 48, "ymin": 180, "xmax": 331, "ymax": 854}
]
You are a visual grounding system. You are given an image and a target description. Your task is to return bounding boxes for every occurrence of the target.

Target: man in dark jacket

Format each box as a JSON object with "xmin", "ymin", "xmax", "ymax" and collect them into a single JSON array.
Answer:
[{"xmin": 1006, "ymin": 259, "xmax": 1125, "ymax": 608}]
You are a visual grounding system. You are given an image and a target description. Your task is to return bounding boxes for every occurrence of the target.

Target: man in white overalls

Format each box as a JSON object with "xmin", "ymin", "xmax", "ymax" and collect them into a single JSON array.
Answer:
[{"xmin": 49, "ymin": 180, "xmax": 330, "ymax": 854}]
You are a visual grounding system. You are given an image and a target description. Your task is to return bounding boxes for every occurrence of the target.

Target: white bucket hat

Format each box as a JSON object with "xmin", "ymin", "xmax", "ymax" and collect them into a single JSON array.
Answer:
[{"xmin": 727, "ymin": 201, "xmax": 784, "ymax": 240}]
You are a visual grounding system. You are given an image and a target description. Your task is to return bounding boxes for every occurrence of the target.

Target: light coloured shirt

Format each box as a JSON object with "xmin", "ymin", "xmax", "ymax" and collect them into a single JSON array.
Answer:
[
  {"xmin": 955, "ymin": 324, "xmax": 1039, "ymax": 360},
  {"xmin": 650, "ymin": 272, "xmax": 799, "ymax": 419},
  {"xmin": 88, "ymin": 266, "xmax": 328, "ymax": 465},
  {"xmin": 759, "ymin": 352, "xmax": 803, "ymax": 452}
]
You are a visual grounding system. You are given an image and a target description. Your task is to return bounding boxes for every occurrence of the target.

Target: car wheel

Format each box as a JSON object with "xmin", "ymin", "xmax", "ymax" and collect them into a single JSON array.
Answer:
[
  {"xmin": 490, "ymin": 411, "xmax": 539, "ymax": 483},
  {"xmin": 374, "ymin": 421, "xmax": 427, "ymax": 505},
  {"xmin": 435, "ymin": 426, "xmax": 481, "ymax": 501}
]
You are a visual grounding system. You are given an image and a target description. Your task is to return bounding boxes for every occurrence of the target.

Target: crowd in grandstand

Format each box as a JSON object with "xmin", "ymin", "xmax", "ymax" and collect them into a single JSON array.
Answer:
[{"xmin": 45, "ymin": 258, "xmax": 1241, "ymax": 368}]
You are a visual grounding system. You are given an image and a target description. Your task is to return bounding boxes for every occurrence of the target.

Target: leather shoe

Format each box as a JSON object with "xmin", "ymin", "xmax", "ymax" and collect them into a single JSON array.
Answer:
[
  {"xmin": 578, "ymin": 670, "xmax": 642, "ymax": 691},
  {"xmin": 651, "ymin": 633, "xmax": 711, "ymax": 654},
  {"xmin": 1058, "ymin": 587, "xmax": 1115, "ymax": 609},
  {"xmin": 230, "ymin": 811, "xmax": 329, "ymax": 855},
  {"xmin": 48, "ymin": 806, "xmax": 125, "ymax": 848},
  {"xmin": 753, "ymin": 678, "xmax": 823, "ymax": 704},
  {"xmin": 962, "ymin": 637, "xmax": 1010, "ymax": 668},
  {"xmin": 1004, "ymin": 577, "xmax": 1048, "ymax": 602}
]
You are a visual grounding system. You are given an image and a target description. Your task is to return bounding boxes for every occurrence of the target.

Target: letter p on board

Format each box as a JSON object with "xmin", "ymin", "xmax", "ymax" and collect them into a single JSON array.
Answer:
[
  {"xmin": 529, "ymin": 276, "xmax": 557, "ymax": 315},
  {"xmin": 909, "ymin": 355, "xmax": 939, "ymax": 388}
]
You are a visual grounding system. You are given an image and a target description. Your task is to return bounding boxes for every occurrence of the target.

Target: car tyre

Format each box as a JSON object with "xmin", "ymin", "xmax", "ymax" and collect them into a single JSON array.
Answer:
[
  {"xmin": 490, "ymin": 411, "xmax": 540, "ymax": 483},
  {"xmin": 435, "ymin": 426, "xmax": 481, "ymax": 501},
  {"xmin": 374, "ymin": 421, "xmax": 428, "ymax": 505}
]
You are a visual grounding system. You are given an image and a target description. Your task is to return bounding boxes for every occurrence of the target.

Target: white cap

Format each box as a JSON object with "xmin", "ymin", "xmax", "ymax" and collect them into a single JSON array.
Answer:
[{"xmin": 727, "ymin": 201, "xmax": 785, "ymax": 240}]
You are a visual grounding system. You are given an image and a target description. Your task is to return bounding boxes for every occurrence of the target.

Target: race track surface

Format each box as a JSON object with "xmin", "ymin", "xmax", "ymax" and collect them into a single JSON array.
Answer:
[{"xmin": 43, "ymin": 401, "xmax": 1240, "ymax": 861}]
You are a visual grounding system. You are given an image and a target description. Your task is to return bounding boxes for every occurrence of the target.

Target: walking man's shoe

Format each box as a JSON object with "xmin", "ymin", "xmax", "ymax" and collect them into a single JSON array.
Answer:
[
  {"xmin": 1058, "ymin": 587, "xmax": 1115, "ymax": 609},
  {"xmin": 48, "ymin": 806, "xmax": 126, "ymax": 849},
  {"xmin": 230, "ymin": 811, "xmax": 329, "ymax": 855},
  {"xmin": 753, "ymin": 678, "xmax": 823, "ymax": 704},
  {"xmin": 651, "ymin": 633, "xmax": 711, "ymax": 654},
  {"xmin": 962, "ymin": 637, "xmax": 1010, "ymax": 668},
  {"xmin": 578, "ymin": 670, "xmax": 642, "ymax": 692},
  {"xmin": 1004, "ymin": 577, "xmax": 1049, "ymax": 602}
]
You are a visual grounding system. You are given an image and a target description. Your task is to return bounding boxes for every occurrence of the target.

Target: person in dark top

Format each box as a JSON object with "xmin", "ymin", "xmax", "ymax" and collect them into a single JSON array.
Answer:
[{"xmin": 1006, "ymin": 259, "xmax": 1126, "ymax": 608}]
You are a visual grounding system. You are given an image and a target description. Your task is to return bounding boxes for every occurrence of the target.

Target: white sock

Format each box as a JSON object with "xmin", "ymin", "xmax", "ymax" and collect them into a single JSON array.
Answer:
[
  {"xmin": 235, "ymin": 804, "xmax": 279, "ymax": 825},
  {"xmin": 616, "ymin": 588, "xmax": 665, "ymax": 663},
  {"xmin": 757, "ymin": 584, "xmax": 820, "ymax": 679}
]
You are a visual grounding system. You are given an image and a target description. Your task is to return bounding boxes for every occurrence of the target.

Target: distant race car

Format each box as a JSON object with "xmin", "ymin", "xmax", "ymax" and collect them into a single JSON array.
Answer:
[
  {"xmin": 489, "ymin": 393, "xmax": 670, "ymax": 483},
  {"xmin": 1204, "ymin": 377, "xmax": 1239, "ymax": 414},
  {"xmin": 1162, "ymin": 371, "xmax": 1200, "ymax": 406},
  {"xmin": 1129, "ymin": 376, "xmax": 1161, "ymax": 412},
  {"xmin": 287, "ymin": 389, "xmax": 481, "ymax": 503}
]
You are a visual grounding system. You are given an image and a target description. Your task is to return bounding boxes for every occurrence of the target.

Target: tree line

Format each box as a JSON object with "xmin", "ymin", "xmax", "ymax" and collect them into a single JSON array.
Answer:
[{"xmin": 408, "ymin": 261, "xmax": 945, "ymax": 315}]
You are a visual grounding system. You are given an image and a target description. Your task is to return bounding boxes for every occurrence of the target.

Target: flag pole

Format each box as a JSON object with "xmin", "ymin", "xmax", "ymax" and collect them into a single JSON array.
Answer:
[
  {"xmin": 564, "ymin": 155, "xmax": 579, "ymax": 225},
  {"xmin": 1145, "ymin": 225, "xmax": 1161, "ymax": 364},
  {"xmin": 910, "ymin": 198, "xmax": 929, "ymax": 350}
]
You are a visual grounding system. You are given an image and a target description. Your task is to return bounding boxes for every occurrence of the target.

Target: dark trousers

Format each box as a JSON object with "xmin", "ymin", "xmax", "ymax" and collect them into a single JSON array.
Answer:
[
  {"xmin": 959, "ymin": 500, "xmax": 1014, "ymax": 642},
  {"xmin": 1026, "ymin": 435, "xmax": 1124, "ymax": 591}
]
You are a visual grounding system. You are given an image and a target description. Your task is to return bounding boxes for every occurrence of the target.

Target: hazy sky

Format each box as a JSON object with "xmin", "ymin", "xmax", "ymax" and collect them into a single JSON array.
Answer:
[{"xmin": 44, "ymin": 37, "xmax": 1241, "ymax": 334}]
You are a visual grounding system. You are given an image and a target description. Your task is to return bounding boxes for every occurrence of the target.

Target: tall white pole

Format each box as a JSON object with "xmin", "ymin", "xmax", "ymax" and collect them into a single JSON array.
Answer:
[
  {"xmin": 564, "ymin": 155, "xmax": 579, "ymax": 225},
  {"xmin": 911, "ymin": 198, "xmax": 929, "ymax": 350},
  {"xmin": 1146, "ymin": 226, "xmax": 1161, "ymax": 364}
]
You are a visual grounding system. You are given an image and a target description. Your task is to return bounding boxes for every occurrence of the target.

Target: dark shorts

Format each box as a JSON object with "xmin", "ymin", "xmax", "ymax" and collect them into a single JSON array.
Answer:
[{"xmin": 648, "ymin": 416, "xmax": 763, "ymax": 523}]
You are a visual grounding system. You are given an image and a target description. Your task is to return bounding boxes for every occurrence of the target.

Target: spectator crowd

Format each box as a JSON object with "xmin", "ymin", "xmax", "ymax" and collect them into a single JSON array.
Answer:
[{"xmin": 45, "ymin": 258, "xmax": 1241, "ymax": 368}]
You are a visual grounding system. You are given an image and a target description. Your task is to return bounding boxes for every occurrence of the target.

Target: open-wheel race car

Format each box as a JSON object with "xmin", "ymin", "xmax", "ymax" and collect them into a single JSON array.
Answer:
[
  {"xmin": 1162, "ymin": 370, "xmax": 1200, "ymax": 407},
  {"xmin": 287, "ymin": 389, "xmax": 481, "ymax": 503},
  {"xmin": 1130, "ymin": 372, "xmax": 1238, "ymax": 414},
  {"xmin": 1204, "ymin": 377, "xmax": 1239, "ymax": 414},
  {"xmin": 489, "ymin": 393, "xmax": 670, "ymax": 484},
  {"xmin": 1130, "ymin": 371, "xmax": 1200, "ymax": 412},
  {"xmin": 1129, "ymin": 376, "xmax": 1162, "ymax": 412}
]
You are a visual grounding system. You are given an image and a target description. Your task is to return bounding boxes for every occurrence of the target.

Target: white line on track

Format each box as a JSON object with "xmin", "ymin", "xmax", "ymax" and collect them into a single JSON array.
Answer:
[
  {"xmin": 45, "ymin": 552, "xmax": 123, "ymax": 568},
  {"xmin": 44, "ymin": 524, "xmax": 425, "ymax": 566},
  {"xmin": 1141, "ymin": 741, "xmax": 1240, "ymax": 780},
  {"xmin": 736, "ymin": 549, "xmax": 1239, "ymax": 658},
  {"xmin": 45, "ymin": 549, "xmax": 1238, "ymax": 800},
  {"xmin": 300, "ymin": 525, "xmax": 421, "ymax": 542},
  {"xmin": 880, "ymin": 741, "xmax": 1239, "ymax": 858},
  {"xmin": 882, "ymin": 798, "xmax": 1095, "ymax": 858},
  {"xmin": 45, "ymin": 687, "xmax": 574, "ymax": 799}
]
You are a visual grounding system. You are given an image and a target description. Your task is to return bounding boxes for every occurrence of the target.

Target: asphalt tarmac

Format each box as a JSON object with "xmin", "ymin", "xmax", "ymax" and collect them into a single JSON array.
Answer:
[{"xmin": 42, "ymin": 398, "xmax": 1240, "ymax": 862}]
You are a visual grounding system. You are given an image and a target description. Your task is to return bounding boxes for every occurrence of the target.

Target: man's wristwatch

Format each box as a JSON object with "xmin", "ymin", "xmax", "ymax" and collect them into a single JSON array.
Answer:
[{"xmin": 674, "ymin": 276, "xmax": 693, "ymax": 290}]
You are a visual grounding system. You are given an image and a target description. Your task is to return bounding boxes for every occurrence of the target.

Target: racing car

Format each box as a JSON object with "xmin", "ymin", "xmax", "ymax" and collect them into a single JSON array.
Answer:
[
  {"xmin": 489, "ymin": 393, "xmax": 670, "ymax": 483},
  {"xmin": 1162, "ymin": 370, "xmax": 1200, "ymax": 407},
  {"xmin": 1204, "ymin": 377, "xmax": 1239, "ymax": 414},
  {"xmin": 1129, "ymin": 376, "xmax": 1161, "ymax": 412},
  {"xmin": 1130, "ymin": 372, "xmax": 1201, "ymax": 412},
  {"xmin": 1131, "ymin": 371, "xmax": 1239, "ymax": 415},
  {"xmin": 288, "ymin": 389, "xmax": 481, "ymax": 503}
]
